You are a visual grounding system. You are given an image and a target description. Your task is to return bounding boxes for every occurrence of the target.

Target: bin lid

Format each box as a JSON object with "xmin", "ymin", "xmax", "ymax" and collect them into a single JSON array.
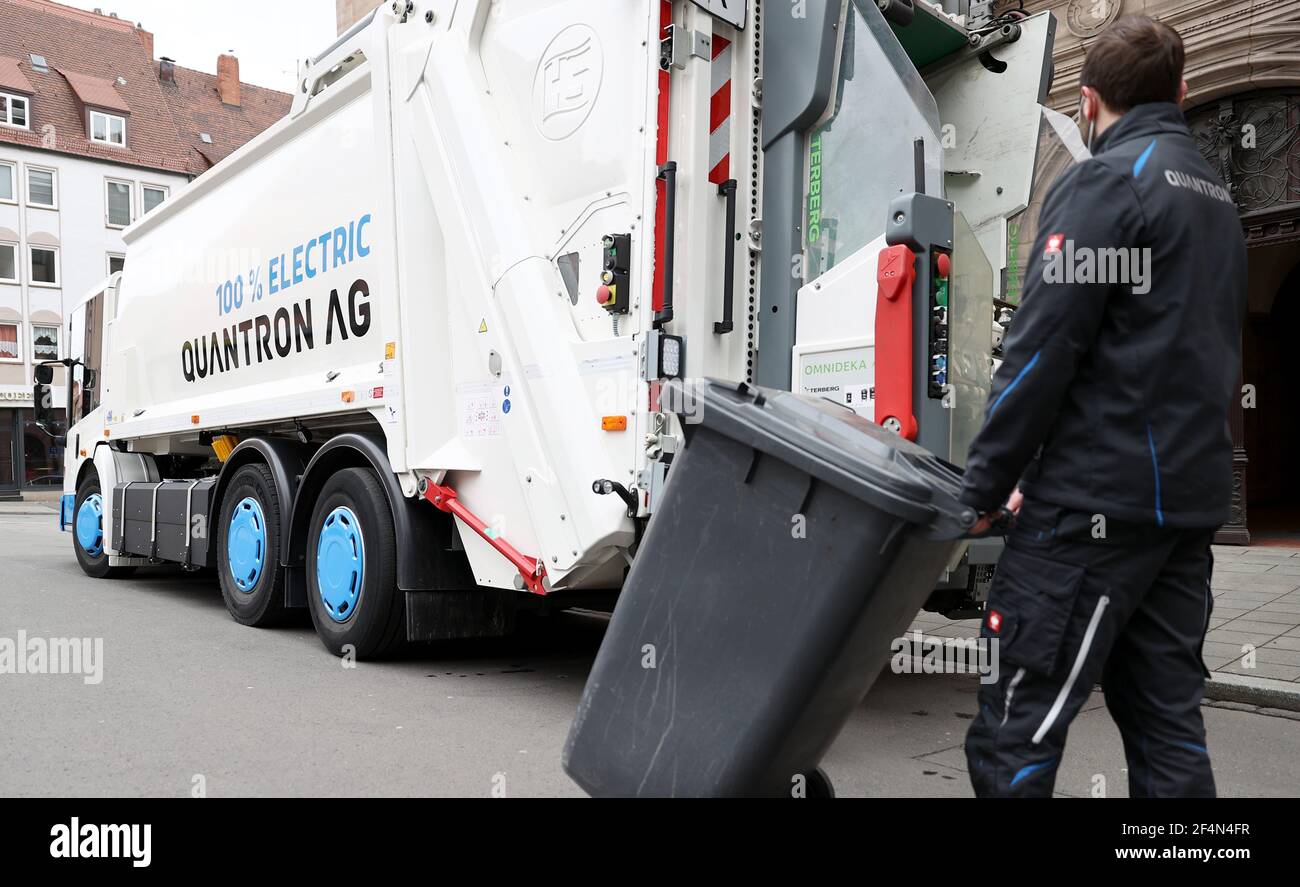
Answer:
[{"xmin": 664, "ymin": 379, "xmax": 975, "ymax": 535}]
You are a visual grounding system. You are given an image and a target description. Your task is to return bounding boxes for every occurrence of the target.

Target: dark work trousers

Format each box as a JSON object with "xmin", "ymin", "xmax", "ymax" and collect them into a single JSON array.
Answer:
[{"xmin": 965, "ymin": 498, "xmax": 1218, "ymax": 798}]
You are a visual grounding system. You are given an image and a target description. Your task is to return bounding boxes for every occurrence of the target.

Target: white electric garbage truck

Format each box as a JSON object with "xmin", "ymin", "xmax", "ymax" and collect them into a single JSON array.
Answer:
[{"xmin": 35, "ymin": 0, "xmax": 1059, "ymax": 657}]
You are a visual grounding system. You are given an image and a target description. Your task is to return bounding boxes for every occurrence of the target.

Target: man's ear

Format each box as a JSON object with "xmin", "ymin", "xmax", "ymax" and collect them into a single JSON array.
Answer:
[
  {"xmin": 1080, "ymin": 86, "xmax": 1096, "ymax": 121},
  {"xmin": 1177, "ymin": 79, "xmax": 1189, "ymax": 106}
]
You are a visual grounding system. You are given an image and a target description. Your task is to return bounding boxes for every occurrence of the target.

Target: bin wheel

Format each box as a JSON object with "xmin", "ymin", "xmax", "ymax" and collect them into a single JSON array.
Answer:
[
  {"xmin": 305, "ymin": 467, "xmax": 405, "ymax": 659},
  {"xmin": 801, "ymin": 767, "xmax": 835, "ymax": 799},
  {"xmin": 216, "ymin": 463, "xmax": 289, "ymax": 627},
  {"xmin": 73, "ymin": 474, "xmax": 135, "ymax": 579}
]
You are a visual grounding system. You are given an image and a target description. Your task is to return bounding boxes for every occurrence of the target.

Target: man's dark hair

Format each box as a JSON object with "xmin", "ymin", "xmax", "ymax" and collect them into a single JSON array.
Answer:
[{"xmin": 1080, "ymin": 16, "xmax": 1185, "ymax": 111}]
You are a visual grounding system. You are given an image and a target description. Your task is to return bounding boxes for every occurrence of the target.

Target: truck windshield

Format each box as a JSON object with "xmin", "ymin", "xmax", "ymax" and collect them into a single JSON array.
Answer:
[{"xmin": 806, "ymin": 0, "xmax": 943, "ymax": 279}]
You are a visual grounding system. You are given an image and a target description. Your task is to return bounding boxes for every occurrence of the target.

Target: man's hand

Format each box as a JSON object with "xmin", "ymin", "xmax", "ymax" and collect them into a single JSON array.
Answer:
[
  {"xmin": 970, "ymin": 487, "xmax": 1024, "ymax": 536},
  {"xmin": 1005, "ymin": 487, "xmax": 1025, "ymax": 516}
]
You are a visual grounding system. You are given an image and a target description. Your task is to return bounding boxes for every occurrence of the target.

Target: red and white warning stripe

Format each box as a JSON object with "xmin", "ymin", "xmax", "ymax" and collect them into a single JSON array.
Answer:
[{"xmin": 708, "ymin": 33, "xmax": 732, "ymax": 185}]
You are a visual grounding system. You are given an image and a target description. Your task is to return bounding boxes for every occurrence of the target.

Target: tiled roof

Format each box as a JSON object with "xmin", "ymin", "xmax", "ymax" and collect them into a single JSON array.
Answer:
[
  {"xmin": 58, "ymin": 67, "xmax": 131, "ymax": 113},
  {"xmin": 159, "ymin": 63, "xmax": 292, "ymax": 171},
  {"xmin": 0, "ymin": 0, "xmax": 290, "ymax": 176},
  {"xmin": 0, "ymin": 56, "xmax": 34, "ymax": 94}
]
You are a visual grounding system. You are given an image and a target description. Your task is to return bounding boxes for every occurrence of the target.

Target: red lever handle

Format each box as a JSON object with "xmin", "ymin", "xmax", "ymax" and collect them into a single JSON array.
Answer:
[
  {"xmin": 421, "ymin": 482, "xmax": 548, "ymax": 595},
  {"xmin": 874, "ymin": 244, "xmax": 918, "ymax": 441}
]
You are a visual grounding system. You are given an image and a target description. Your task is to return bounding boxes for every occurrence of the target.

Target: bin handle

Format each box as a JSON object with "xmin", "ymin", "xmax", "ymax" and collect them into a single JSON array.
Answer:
[{"xmin": 960, "ymin": 506, "xmax": 1015, "ymax": 540}]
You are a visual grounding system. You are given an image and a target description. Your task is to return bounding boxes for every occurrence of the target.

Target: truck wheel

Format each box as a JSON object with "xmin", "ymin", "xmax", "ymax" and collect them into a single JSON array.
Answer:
[
  {"xmin": 73, "ymin": 475, "xmax": 135, "ymax": 579},
  {"xmin": 216, "ymin": 464, "xmax": 289, "ymax": 626},
  {"xmin": 804, "ymin": 767, "xmax": 835, "ymax": 799},
  {"xmin": 305, "ymin": 467, "xmax": 404, "ymax": 659}
]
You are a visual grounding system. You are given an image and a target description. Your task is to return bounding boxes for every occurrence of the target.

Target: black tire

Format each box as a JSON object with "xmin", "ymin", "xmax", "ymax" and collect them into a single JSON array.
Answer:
[
  {"xmin": 72, "ymin": 474, "xmax": 135, "ymax": 579},
  {"xmin": 798, "ymin": 767, "xmax": 835, "ymax": 799},
  {"xmin": 216, "ymin": 463, "xmax": 289, "ymax": 627},
  {"xmin": 305, "ymin": 467, "xmax": 404, "ymax": 659}
]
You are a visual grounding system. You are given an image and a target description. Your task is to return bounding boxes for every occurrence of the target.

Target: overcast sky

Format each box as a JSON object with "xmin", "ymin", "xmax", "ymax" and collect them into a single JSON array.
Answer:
[{"xmin": 61, "ymin": 0, "xmax": 340, "ymax": 92}]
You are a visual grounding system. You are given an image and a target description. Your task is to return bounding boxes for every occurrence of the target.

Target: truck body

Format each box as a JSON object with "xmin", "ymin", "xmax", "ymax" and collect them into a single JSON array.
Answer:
[{"xmin": 41, "ymin": 0, "xmax": 1058, "ymax": 655}]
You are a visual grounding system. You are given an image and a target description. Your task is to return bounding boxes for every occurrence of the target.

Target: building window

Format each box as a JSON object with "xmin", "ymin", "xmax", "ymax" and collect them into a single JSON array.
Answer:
[
  {"xmin": 0, "ymin": 161, "xmax": 14, "ymax": 203},
  {"xmin": 106, "ymin": 179, "xmax": 132, "ymax": 227},
  {"xmin": 141, "ymin": 183, "xmax": 168, "ymax": 214},
  {"xmin": 0, "ymin": 242, "xmax": 17, "ymax": 282},
  {"xmin": 29, "ymin": 246, "xmax": 58, "ymax": 286},
  {"xmin": 0, "ymin": 321, "xmax": 18, "ymax": 360},
  {"xmin": 107, "ymin": 253, "xmax": 125, "ymax": 276},
  {"xmin": 27, "ymin": 167, "xmax": 56, "ymax": 208},
  {"xmin": 0, "ymin": 92, "xmax": 30, "ymax": 129},
  {"xmin": 90, "ymin": 110, "xmax": 126, "ymax": 146},
  {"xmin": 32, "ymin": 323, "xmax": 58, "ymax": 361}
]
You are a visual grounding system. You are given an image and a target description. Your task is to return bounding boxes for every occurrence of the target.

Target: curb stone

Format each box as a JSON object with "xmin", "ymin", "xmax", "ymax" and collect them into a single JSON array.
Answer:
[{"xmin": 1204, "ymin": 671, "xmax": 1300, "ymax": 713}]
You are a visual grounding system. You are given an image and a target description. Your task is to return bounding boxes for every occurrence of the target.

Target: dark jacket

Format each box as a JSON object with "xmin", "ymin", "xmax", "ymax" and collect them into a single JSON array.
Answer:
[{"xmin": 961, "ymin": 102, "xmax": 1247, "ymax": 528}]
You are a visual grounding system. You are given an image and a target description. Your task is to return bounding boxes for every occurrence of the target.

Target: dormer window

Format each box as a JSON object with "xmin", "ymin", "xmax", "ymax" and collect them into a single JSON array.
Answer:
[
  {"xmin": 90, "ymin": 109, "xmax": 126, "ymax": 146},
  {"xmin": 0, "ymin": 91, "xmax": 29, "ymax": 129}
]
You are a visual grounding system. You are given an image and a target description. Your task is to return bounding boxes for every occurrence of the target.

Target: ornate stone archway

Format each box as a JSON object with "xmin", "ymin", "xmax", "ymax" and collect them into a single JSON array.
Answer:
[
  {"xmin": 1186, "ymin": 91, "xmax": 1300, "ymax": 542},
  {"xmin": 1019, "ymin": 0, "xmax": 1300, "ymax": 115},
  {"xmin": 1188, "ymin": 92, "xmax": 1300, "ymax": 246}
]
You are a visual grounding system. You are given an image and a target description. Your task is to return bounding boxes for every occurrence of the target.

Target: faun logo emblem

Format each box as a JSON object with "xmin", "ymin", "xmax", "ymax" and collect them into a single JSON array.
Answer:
[{"xmin": 533, "ymin": 24, "xmax": 603, "ymax": 141}]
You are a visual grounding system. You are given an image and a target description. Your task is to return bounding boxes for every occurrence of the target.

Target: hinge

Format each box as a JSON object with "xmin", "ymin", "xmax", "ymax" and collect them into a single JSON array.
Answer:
[{"xmin": 659, "ymin": 25, "xmax": 711, "ymax": 70}]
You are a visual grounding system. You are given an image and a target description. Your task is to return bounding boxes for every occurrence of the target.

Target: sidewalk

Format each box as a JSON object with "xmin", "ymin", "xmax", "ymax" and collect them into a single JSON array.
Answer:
[
  {"xmin": 0, "ymin": 498, "xmax": 59, "ymax": 516},
  {"xmin": 909, "ymin": 544, "xmax": 1300, "ymax": 712}
]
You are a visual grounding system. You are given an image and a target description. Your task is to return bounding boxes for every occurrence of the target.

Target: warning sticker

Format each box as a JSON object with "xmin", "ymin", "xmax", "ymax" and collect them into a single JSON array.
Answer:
[
  {"xmin": 456, "ymin": 381, "xmax": 503, "ymax": 438},
  {"xmin": 797, "ymin": 346, "xmax": 874, "ymax": 418}
]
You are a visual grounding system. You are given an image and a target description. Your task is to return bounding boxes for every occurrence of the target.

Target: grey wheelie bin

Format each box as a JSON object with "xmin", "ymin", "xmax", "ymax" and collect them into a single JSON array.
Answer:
[{"xmin": 562, "ymin": 378, "xmax": 977, "ymax": 798}]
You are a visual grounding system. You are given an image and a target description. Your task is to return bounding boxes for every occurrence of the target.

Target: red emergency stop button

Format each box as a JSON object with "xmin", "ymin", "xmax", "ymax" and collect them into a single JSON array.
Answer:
[
  {"xmin": 936, "ymin": 252, "xmax": 951, "ymax": 279},
  {"xmin": 596, "ymin": 285, "xmax": 613, "ymax": 305}
]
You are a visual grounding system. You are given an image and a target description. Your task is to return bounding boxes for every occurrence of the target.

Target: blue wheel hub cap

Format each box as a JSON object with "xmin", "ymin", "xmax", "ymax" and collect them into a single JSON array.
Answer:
[
  {"xmin": 227, "ymin": 497, "xmax": 267, "ymax": 593},
  {"xmin": 316, "ymin": 506, "xmax": 364, "ymax": 622},
  {"xmin": 76, "ymin": 493, "xmax": 104, "ymax": 557}
]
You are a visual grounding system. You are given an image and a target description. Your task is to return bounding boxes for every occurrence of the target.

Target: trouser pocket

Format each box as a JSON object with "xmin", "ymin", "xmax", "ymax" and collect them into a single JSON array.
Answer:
[{"xmin": 982, "ymin": 545, "xmax": 1087, "ymax": 676}]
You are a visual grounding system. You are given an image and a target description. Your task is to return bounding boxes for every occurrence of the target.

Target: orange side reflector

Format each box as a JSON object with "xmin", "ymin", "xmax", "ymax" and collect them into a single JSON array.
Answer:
[
  {"xmin": 601, "ymin": 416, "xmax": 628, "ymax": 432},
  {"xmin": 342, "ymin": 390, "xmax": 355, "ymax": 403},
  {"xmin": 191, "ymin": 415, "xmax": 200, "ymax": 425},
  {"xmin": 211, "ymin": 435, "xmax": 239, "ymax": 462},
  {"xmin": 103, "ymin": 429, "xmax": 110, "ymax": 437}
]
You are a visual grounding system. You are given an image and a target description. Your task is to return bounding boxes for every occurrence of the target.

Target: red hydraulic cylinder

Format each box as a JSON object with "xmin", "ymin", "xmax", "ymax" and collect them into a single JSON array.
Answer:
[{"xmin": 420, "ymin": 481, "xmax": 548, "ymax": 596}]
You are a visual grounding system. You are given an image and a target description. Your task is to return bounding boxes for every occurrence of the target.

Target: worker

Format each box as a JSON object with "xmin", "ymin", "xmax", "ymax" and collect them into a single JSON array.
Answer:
[{"xmin": 959, "ymin": 16, "xmax": 1246, "ymax": 797}]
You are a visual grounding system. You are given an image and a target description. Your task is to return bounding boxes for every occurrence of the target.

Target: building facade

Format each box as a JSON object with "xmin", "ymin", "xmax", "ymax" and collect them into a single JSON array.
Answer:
[
  {"xmin": 336, "ymin": 0, "xmax": 384, "ymax": 34},
  {"xmin": 0, "ymin": 0, "xmax": 290, "ymax": 498}
]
